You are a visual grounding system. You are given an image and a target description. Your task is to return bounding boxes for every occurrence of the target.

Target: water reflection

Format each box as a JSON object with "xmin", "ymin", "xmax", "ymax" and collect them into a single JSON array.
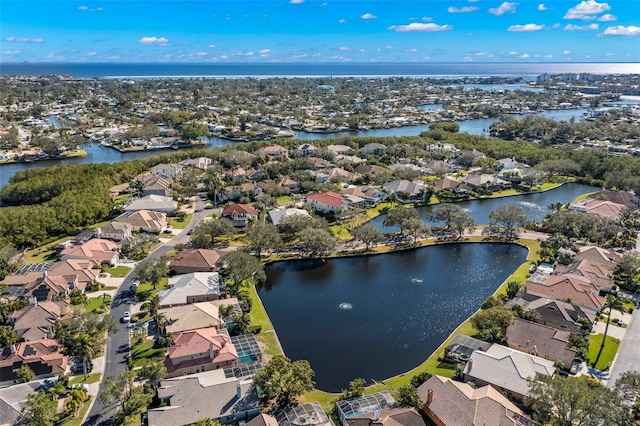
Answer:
[{"xmin": 260, "ymin": 243, "xmax": 527, "ymax": 391}]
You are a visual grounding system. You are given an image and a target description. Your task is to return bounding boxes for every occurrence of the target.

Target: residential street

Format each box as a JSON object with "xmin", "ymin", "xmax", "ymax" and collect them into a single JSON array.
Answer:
[
  {"xmin": 606, "ymin": 309, "xmax": 640, "ymax": 388},
  {"xmin": 83, "ymin": 196, "xmax": 211, "ymax": 426}
]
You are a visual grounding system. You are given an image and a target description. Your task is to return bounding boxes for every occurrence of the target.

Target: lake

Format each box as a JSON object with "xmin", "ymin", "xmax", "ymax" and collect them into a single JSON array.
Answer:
[
  {"xmin": 259, "ymin": 243, "xmax": 528, "ymax": 392},
  {"xmin": 371, "ymin": 182, "xmax": 597, "ymax": 233}
]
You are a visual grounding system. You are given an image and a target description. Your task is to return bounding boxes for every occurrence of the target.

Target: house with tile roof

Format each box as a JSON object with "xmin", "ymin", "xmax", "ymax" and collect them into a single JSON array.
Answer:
[
  {"xmin": 148, "ymin": 369, "xmax": 260, "ymax": 425},
  {"xmin": 10, "ymin": 300, "xmax": 69, "ymax": 341},
  {"xmin": 246, "ymin": 413, "xmax": 280, "ymax": 426},
  {"xmin": 179, "ymin": 157, "xmax": 212, "ymax": 170},
  {"xmin": 24, "ymin": 273, "xmax": 81, "ymax": 302},
  {"xmin": 168, "ymin": 249, "xmax": 226, "ymax": 274},
  {"xmin": 259, "ymin": 145, "xmax": 288, "ymax": 158},
  {"xmin": 115, "ymin": 210, "xmax": 168, "ymax": 233},
  {"xmin": 506, "ymin": 318, "xmax": 578, "ymax": 368},
  {"xmin": 60, "ymin": 238, "xmax": 119, "ymax": 264},
  {"xmin": 160, "ymin": 302, "xmax": 225, "ymax": 335},
  {"xmin": 47, "ymin": 259, "xmax": 100, "ymax": 288},
  {"xmin": 158, "ymin": 272, "xmax": 225, "ymax": 308},
  {"xmin": 524, "ymin": 274, "xmax": 606, "ymax": 310},
  {"xmin": 463, "ymin": 174, "xmax": 511, "ymax": 193},
  {"xmin": 417, "ymin": 375, "xmax": 533, "ymax": 426},
  {"xmin": 305, "ymin": 191, "xmax": 350, "ymax": 213},
  {"xmin": 141, "ymin": 173, "xmax": 174, "ymax": 197},
  {"xmin": 221, "ymin": 203, "xmax": 259, "ymax": 227},
  {"xmin": 327, "ymin": 167, "xmax": 362, "ymax": 183},
  {"xmin": 341, "ymin": 186, "xmax": 388, "ymax": 205},
  {"xmin": 92, "ymin": 222, "xmax": 133, "ymax": 242},
  {"xmin": 327, "ymin": 144, "xmax": 354, "ymax": 156},
  {"xmin": 152, "ymin": 163, "xmax": 183, "ymax": 177},
  {"xmin": 124, "ymin": 195, "xmax": 178, "ymax": 213},
  {"xmin": 164, "ymin": 327, "xmax": 238, "ymax": 377},
  {"xmin": 362, "ymin": 143, "xmax": 387, "ymax": 156},
  {"xmin": 383, "ymin": 180, "xmax": 428, "ymax": 201},
  {"xmin": 0, "ymin": 339, "xmax": 69, "ymax": 384},
  {"xmin": 506, "ymin": 293, "xmax": 597, "ymax": 332},
  {"xmin": 336, "ymin": 391, "xmax": 424, "ymax": 426},
  {"xmin": 573, "ymin": 245, "xmax": 621, "ymax": 271},
  {"xmin": 298, "ymin": 143, "xmax": 318, "ymax": 157},
  {"xmin": 463, "ymin": 344, "xmax": 556, "ymax": 403},
  {"xmin": 569, "ymin": 198, "xmax": 626, "ymax": 220}
]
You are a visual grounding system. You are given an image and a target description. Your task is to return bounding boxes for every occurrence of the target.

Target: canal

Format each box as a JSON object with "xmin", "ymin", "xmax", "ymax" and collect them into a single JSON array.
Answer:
[{"xmin": 259, "ymin": 242, "xmax": 528, "ymax": 392}]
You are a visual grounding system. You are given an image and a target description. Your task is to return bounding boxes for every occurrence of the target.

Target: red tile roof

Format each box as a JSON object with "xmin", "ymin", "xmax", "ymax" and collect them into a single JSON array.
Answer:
[
  {"xmin": 307, "ymin": 191, "xmax": 348, "ymax": 207},
  {"xmin": 222, "ymin": 203, "xmax": 259, "ymax": 216}
]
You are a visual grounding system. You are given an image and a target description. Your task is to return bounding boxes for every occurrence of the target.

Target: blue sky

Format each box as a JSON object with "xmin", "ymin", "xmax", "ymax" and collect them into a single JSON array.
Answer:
[{"xmin": 1, "ymin": 0, "xmax": 638, "ymax": 63}]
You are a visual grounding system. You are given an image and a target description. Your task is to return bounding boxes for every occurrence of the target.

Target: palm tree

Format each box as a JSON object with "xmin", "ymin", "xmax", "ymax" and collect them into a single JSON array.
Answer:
[
  {"xmin": 64, "ymin": 388, "xmax": 87, "ymax": 418},
  {"xmin": 141, "ymin": 294, "xmax": 160, "ymax": 321},
  {"xmin": 72, "ymin": 333, "xmax": 96, "ymax": 379},
  {"xmin": 594, "ymin": 294, "xmax": 625, "ymax": 367}
]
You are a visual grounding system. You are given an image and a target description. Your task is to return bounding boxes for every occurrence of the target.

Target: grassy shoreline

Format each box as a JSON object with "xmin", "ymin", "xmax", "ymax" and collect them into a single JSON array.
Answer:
[{"xmin": 253, "ymin": 234, "xmax": 542, "ymax": 411}]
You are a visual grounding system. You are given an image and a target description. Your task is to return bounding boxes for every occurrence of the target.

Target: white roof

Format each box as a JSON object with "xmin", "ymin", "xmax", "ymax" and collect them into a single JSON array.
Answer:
[
  {"xmin": 464, "ymin": 344, "xmax": 555, "ymax": 397},
  {"xmin": 159, "ymin": 272, "xmax": 222, "ymax": 306},
  {"xmin": 268, "ymin": 208, "xmax": 311, "ymax": 226}
]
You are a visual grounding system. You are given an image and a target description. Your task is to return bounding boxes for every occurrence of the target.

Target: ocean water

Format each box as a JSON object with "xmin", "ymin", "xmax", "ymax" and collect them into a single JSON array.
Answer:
[{"xmin": 2, "ymin": 62, "xmax": 639, "ymax": 79}]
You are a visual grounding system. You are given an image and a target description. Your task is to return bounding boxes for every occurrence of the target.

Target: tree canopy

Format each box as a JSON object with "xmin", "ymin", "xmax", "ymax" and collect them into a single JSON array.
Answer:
[{"xmin": 253, "ymin": 355, "xmax": 315, "ymax": 410}]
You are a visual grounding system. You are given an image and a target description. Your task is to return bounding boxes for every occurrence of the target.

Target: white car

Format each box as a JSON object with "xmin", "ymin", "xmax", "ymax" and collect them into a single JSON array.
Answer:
[{"xmin": 122, "ymin": 311, "xmax": 131, "ymax": 323}]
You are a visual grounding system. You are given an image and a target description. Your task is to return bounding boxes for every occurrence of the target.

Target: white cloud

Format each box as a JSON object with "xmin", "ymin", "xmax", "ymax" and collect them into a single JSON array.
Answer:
[
  {"xmin": 404, "ymin": 48, "xmax": 418, "ymax": 52},
  {"xmin": 86, "ymin": 51, "xmax": 98, "ymax": 56},
  {"xmin": 519, "ymin": 53, "xmax": 530, "ymax": 58},
  {"xmin": 551, "ymin": 23, "xmax": 561, "ymax": 29},
  {"xmin": 5, "ymin": 36, "xmax": 43, "ymax": 43},
  {"xmin": 139, "ymin": 36, "xmax": 170, "ymax": 45},
  {"xmin": 564, "ymin": 23, "xmax": 598, "ymax": 30},
  {"xmin": 447, "ymin": 6, "xmax": 479, "ymax": 13},
  {"xmin": 208, "ymin": 44, "xmax": 217, "ymax": 48},
  {"xmin": 194, "ymin": 52, "xmax": 208, "ymax": 57},
  {"xmin": 508, "ymin": 23, "xmax": 544, "ymax": 31},
  {"xmin": 78, "ymin": 5, "xmax": 103, "ymax": 12},
  {"xmin": 2, "ymin": 50, "xmax": 21, "ymax": 55},
  {"xmin": 545, "ymin": 54, "xmax": 553, "ymax": 58},
  {"xmin": 338, "ymin": 19, "xmax": 346, "ymax": 24},
  {"xmin": 605, "ymin": 52, "xmax": 614, "ymax": 56},
  {"xmin": 422, "ymin": 16, "xmax": 433, "ymax": 22},
  {"xmin": 320, "ymin": 2, "xmax": 328, "ymax": 6},
  {"xmin": 361, "ymin": 13, "xmax": 377, "ymax": 19},
  {"xmin": 597, "ymin": 13, "xmax": 616, "ymax": 22},
  {"xmin": 339, "ymin": 46, "xmax": 350, "ymax": 51},
  {"xmin": 475, "ymin": 52, "xmax": 486, "ymax": 56},
  {"xmin": 563, "ymin": 50, "xmax": 571, "ymax": 54},
  {"xmin": 246, "ymin": 51, "xmax": 254, "ymax": 56},
  {"xmin": 259, "ymin": 49, "xmax": 271, "ymax": 54},
  {"xmin": 488, "ymin": 2, "xmax": 518, "ymax": 16},
  {"xmin": 508, "ymin": 51, "xmax": 518, "ymax": 55},
  {"xmin": 289, "ymin": 0, "xmax": 304, "ymax": 4},
  {"xmin": 537, "ymin": 3, "xmax": 551, "ymax": 10},
  {"xmin": 564, "ymin": 0, "xmax": 610, "ymax": 20},
  {"xmin": 599, "ymin": 25, "xmax": 640, "ymax": 36},
  {"xmin": 463, "ymin": 56, "xmax": 473, "ymax": 61},
  {"xmin": 388, "ymin": 23, "xmax": 453, "ymax": 32},
  {"xmin": 261, "ymin": 14, "xmax": 268, "ymax": 18}
]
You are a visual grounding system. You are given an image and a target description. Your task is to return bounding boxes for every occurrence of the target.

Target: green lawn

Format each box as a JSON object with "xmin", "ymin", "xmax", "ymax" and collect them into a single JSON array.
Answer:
[
  {"xmin": 85, "ymin": 296, "xmax": 112, "ymax": 313},
  {"xmin": 247, "ymin": 285, "xmax": 275, "ymax": 332},
  {"xmin": 277, "ymin": 195, "xmax": 292, "ymax": 204},
  {"xmin": 587, "ymin": 333, "xmax": 620, "ymax": 370},
  {"xmin": 170, "ymin": 214, "xmax": 192, "ymax": 229},
  {"xmin": 106, "ymin": 266, "xmax": 132, "ymax": 277},
  {"xmin": 69, "ymin": 373, "xmax": 101, "ymax": 385},
  {"xmin": 135, "ymin": 277, "xmax": 169, "ymax": 302},
  {"xmin": 58, "ymin": 396, "xmax": 92, "ymax": 426},
  {"xmin": 131, "ymin": 339, "xmax": 165, "ymax": 368},
  {"xmin": 24, "ymin": 237, "xmax": 73, "ymax": 263}
]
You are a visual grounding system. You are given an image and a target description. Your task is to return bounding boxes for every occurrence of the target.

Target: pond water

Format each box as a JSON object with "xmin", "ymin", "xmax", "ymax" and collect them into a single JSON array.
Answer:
[
  {"xmin": 259, "ymin": 243, "xmax": 528, "ymax": 392},
  {"xmin": 371, "ymin": 182, "xmax": 597, "ymax": 233}
]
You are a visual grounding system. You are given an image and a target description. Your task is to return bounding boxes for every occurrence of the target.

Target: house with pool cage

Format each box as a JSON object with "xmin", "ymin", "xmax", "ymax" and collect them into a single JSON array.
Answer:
[
  {"xmin": 247, "ymin": 402, "xmax": 335, "ymax": 426},
  {"xmin": 336, "ymin": 391, "xmax": 424, "ymax": 426}
]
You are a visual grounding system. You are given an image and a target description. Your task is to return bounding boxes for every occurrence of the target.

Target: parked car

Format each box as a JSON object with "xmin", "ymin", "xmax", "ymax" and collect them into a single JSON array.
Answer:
[
  {"xmin": 71, "ymin": 361, "xmax": 93, "ymax": 374},
  {"xmin": 122, "ymin": 311, "xmax": 131, "ymax": 323},
  {"xmin": 69, "ymin": 383, "xmax": 90, "ymax": 392}
]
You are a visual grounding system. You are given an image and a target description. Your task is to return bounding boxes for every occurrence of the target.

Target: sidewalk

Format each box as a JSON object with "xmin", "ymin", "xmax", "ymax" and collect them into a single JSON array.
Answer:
[{"xmin": 79, "ymin": 354, "xmax": 106, "ymax": 424}]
